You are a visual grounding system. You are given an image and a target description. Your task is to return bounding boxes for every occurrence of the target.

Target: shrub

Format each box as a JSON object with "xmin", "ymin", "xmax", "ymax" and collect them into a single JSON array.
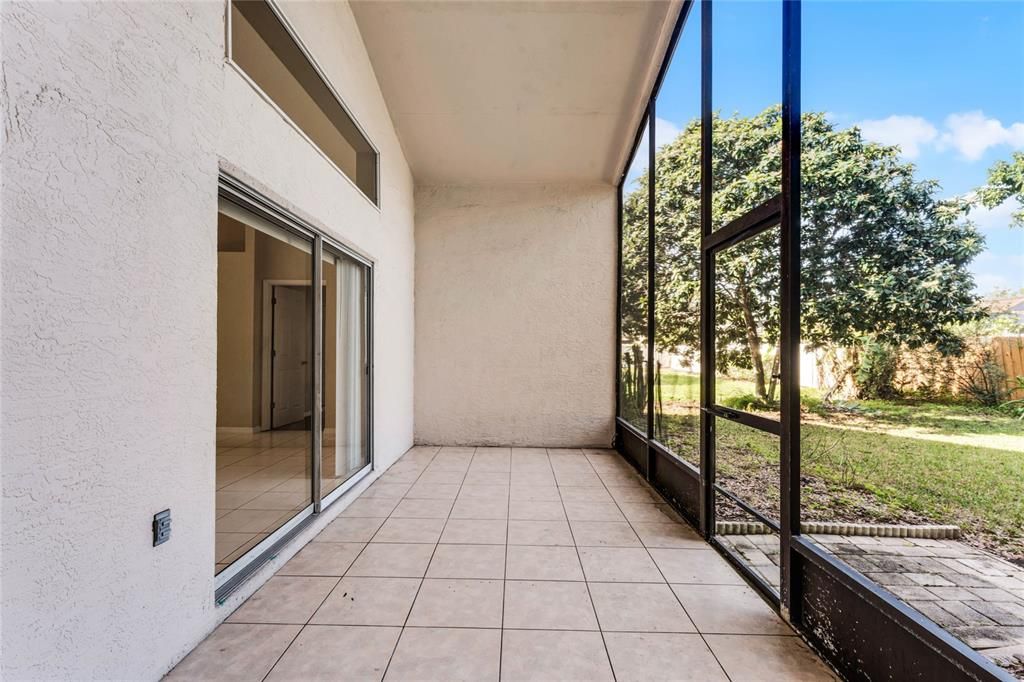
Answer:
[
  {"xmin": 855, "ymin": 340, "xmax": 901, "ymax": 400},
  {"xmin": 958, "ymin": 350, "xmax": 1009, "ymax": 407}
]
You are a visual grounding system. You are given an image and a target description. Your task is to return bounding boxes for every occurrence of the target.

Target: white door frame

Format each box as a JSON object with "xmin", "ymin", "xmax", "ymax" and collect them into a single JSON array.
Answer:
[{"xmin": 261, "ymin": 279, "xmax": 311, "ymax": 431}]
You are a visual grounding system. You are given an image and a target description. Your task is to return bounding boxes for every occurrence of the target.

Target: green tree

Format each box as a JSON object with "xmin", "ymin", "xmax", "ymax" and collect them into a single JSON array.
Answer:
[
  {"xmin": 623, "ymin": 107, "xmax": 984, "ymax": 403},
  {"xmin": 978, "ymin": 151, "xmax": 1024, "ymax": 228}
]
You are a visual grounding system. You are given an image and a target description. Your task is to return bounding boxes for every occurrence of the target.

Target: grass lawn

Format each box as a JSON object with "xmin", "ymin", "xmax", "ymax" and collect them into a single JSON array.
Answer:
[{"xmin": 649, "ymin": 369, "xmax": 1024, "ymax": 563}]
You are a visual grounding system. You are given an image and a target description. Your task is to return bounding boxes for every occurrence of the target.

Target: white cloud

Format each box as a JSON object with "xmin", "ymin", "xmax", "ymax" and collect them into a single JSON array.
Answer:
[
  {"xmin": 655, "ymin": 117, "xmax": 681, "ymax": 149},
  {"xmin": 969, "ymin": 197, "xmax": 1022, "ymax": 231},
  {"xmin": 973, "ymin": 271, "xmax": 1013, "ymax": 295},
  {"xmin": 856, "ymin": 115, "xmax": 938, "ymax": 159},
  {"xmin": 624, "ymin": 118, "xmax": 684, "ymax": 187},
  {"xmin": 938, "ymin": 111, "xmax": 1024, "ymax": 161}
]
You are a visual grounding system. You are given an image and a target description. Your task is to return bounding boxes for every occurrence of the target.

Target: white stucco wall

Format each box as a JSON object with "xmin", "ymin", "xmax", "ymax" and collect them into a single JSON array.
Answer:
[
  {"xmin": 0, "ymin": 1, "xmax": 414, "ymax": 679},
  {"xmin": 414, "ymin": 184, "xmax": 617, "ymax": 447}
]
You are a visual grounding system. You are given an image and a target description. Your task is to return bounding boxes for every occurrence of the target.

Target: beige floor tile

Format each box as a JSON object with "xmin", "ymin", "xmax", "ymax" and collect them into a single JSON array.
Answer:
[
  {"xmin": 165, "ymin": 623, "xmax": 301, "ymax": 681},
  {"xmin": 426, "ymin": 544, "xmax": 506, "ymax": 579},
  {"xmin": 554, "ymin": 471, "xmax": 604, "ymax": 487},
  {"xmin": 570, "ymin": 521, "xmax": 642, "ymax": 547},
  {"xmin": 563, "ymin": 501, "xmax": 626, "ymax": 522},
  {"xmin": 649, "ymin": 548, "xmax": 746, "ymax": 585},
  {"xmin": 598, "ymin": 470, "xmax": 644, "ymax": 486},
  {"xmin": 390, "ymin": 498, "xmax": 453, "ymax": 519},
  {"xmin": 604, "ymin": 632, "xmax": 728, "ymax": 681},
  {"xmin": 462, "ymin": 471, "xmax": 511, "ymax": 485},
  {"xmin": 578, "ymin": 547, "xmax": 664, "ymax": 582},
  {"xmin": 450, "ymin": 497, "xmax": 508, "ymax": 519},
  {"xmin": 385, "ymin": 627, "xmax": 500, "ymax": 682},
  {"xmin": 360, "ymin": 482, "xmax": 413, "ymax": 499},
  {"xmin": 311, "ymin": 577, "xmax": 420, "ymax": 625},
  {"xmin": 416, "ymin": 469, "xmax": 465, "ymax": 485},
  {"xmin": 440, "ymin": 518, "xmax": 507, "ymax": 544},
  {"xmin": 347, "ymin": 543, "xmax": 436, "ymax": 578},
  {"xmin": 510, "ymin": 471, "xmax": 557, "ymax": 486},
  {"xmin": 216, "ymin": 490, "xmax": 261, "ymax": 509},
  {"xmin": 506, "ymin": 545, "xmax": 584, "ymax": 581},
  {"xmin": 503, "ymin": 580, "xmax": 598, "ymax": 630},
  {"xmin": 227, "ymin": 576, "xmax": 338, "ymax": 624},
  {"xmin": 508, "ymin": 520, "xmax": 574, "ymax": 546},
  {"xmin": 457, "ymin": 484, "xmax": 510, "ymax": 500},
  {"xmin": 217, "ymin": 508, "xmax": 290, "ymax": 534},
  {"xmin": 278, "ymin": 542, "xmax": 364, "ymax": 577},
  {"xmin": 407, "ymin": 579, "xmax": 504, "ymax": 628},
  {"xmin": 632, "ymin": 521, "xmax": 705, "ymax": 549},
  {"xmin": 216, "ymin": 532, "xmax": 256, "ymax": 562},
  {"xmin": 241, "ymin": 491, "xmax": 309, "ymax": 511},
  {"xmin": 315, "ymin": 516, "xmax": 385, "ymax": 543},
  {"xmin": 372, "ymin": 517, "xmax": 446, "ymax": 543},
  {"xmin": 671, "ymin": 584, "xmax": 791, "ymax": 634},
  {"xmin": 607, "ymin": 485, "xmax": 659, "ymax": 504},
  {"xmin": 509, "ymin": 485, "xmax": 560, "ymax": 501},
  {"xmin": 508, "ymin": 499, "xmax": 566, "ymax": 521},
  {"xmin": 705, "ymin": 634, "xmax": 836, "ymax": 681},
  {"xmin": 559, "ymin": 486, "xmax": 614, "ymax": 502},
  {"xmin": 589, "ymin": 582, "xmax": 695, "ymax": 632},
  {"xmin": 501, "ymin": 630, "xmax": 613, "ymax": 682},
  {"xmin": 404, "ymin": 482, "xmax": 460, "ymax": 500},
  {"xmin": 340, "ymin": 497, "xmax": 400, "ymax": 518},
  {"xmin": 266, "ymin": 625, "xmax": 400, "ymax": 681},
  {"xmin": 618, "ymin": 503, "xmax": 678, "ymax": 524}
]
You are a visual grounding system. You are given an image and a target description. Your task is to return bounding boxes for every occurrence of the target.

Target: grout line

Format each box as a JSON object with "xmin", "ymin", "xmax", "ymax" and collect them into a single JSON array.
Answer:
[
  {"xmin": 380, "ymin": 446, "xmax": 471, "ymax": 681},
  {"xmin": 499, "ymin": 450, "xmax": 513, "ymax": 682},
  {"xmin": 261, "ymin": 447, "xmax": 443, "ymax": 681},
  {"xmin": 597, "ymin": 451, "xmax": 734, "ymax": 682},
  {"xmin": 552, "ymin": 449, "xmax": 618, "ymax": 682}
]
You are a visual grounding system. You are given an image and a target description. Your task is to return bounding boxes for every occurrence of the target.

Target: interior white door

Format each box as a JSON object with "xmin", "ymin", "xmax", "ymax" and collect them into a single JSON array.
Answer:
[{"xmin": 272, "ymin": 285, "xmax": 310, "ymax": 428}]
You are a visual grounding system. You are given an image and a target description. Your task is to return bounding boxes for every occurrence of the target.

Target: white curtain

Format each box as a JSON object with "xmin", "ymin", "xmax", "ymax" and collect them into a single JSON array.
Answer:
[{"xmin": 335, "ymin": 256, "xmax": 366, "ymax": 476}]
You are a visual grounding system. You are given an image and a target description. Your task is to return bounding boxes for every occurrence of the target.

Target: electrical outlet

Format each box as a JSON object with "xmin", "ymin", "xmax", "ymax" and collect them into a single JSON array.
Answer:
[{"xmin": 153, "ymin": 509, "xmax": 171, "ymax": 546}]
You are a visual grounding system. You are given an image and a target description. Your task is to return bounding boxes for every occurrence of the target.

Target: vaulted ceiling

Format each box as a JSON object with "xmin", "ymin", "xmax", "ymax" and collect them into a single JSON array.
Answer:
[{"xmin": 351, "ymin": 0, "xmax": 680, "ymax": 185}]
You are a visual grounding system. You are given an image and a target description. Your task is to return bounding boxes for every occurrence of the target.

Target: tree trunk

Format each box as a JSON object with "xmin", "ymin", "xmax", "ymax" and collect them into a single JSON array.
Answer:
[
  {"xmin": 736, "ymin": 273, "xmax": 768, "ymax": 401},
  {"xmin": 766, "ymin": 350, "xmax": 780, "ymax": 404}
]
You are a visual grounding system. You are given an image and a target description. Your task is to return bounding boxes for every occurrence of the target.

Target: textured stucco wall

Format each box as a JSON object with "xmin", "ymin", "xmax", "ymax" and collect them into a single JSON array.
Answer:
[
  {"xmin": 414, "ymin": 184, "xmax": 617, "ymax": 447},
  {"xmin": 0, "ymin": 1, "xmax": 414, "ymax": 679}
]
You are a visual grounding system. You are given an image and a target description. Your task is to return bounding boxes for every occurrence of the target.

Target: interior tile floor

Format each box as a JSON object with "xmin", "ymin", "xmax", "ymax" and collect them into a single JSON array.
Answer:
[
  {"xmin": 215, "ymin": 429, "xmax": 362, "ymax": 573},
  {"xmin": 173, "ymin": 445, "xmax": 836, "ymax": 681}
]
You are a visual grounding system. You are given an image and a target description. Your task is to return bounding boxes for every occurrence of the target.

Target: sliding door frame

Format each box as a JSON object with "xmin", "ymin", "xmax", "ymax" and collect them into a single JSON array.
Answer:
[{"xmin": 215, "ymin": 172, "xmax": 374, "ymax": 601}]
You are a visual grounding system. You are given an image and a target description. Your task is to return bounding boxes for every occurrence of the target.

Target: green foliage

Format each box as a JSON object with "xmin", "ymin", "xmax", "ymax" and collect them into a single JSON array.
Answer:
[
  {"xmin": 855, "ymin": 340, "xmax": 900, "ymax": 400},
  {"xmin": 958, "ymin": 350, "xmax": 1010, "ymax": 407},
  {"xmin": 720, "ymin": 392, "xmax": 765, "ymax": 411},
  {"xmin": 999, "ymin": 377, "xmax": 1024, "ymax": 420},
  {"xmin": 622, "ymin": 107, "xmax": 985, "ymax": 395},
  {"xmin": 978, "ymin": 151, "xmax": 1024, "ymax": 228}
]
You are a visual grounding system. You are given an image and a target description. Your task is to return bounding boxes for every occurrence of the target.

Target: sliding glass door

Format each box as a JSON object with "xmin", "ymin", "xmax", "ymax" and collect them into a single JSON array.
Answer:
[{"xmin": 215, "ymin": 175, "xmax": 372, "ymax": 591}]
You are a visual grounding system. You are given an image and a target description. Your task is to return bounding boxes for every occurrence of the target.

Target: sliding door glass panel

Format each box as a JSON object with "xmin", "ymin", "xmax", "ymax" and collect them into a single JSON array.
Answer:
[
  {"xmin": 215, "ymin": 199, "xmax": 314, "ymax": 575},
  {"xmin": 619, "ymin": 117, "xmax": 651, "ymax": 432},
  {"xmin": 714, "ymin": 227, "xmax": 781, "ymax": 415},
  {"xmin": 711, "ymin": 0, "xmax": 782, "ymax": 230},
  {"xmin": 652, "ymin": 1, "xmax": 701, "ymax": 466},
  {"xmin": 321, "ymin": 246, "xmax": 370, "ymax": 498}
]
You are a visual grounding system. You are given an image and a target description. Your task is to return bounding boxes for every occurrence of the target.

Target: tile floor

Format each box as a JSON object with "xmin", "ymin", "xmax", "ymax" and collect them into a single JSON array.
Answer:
[
  {"xmin": 172, "ymin": 445, "xmax": 836, "ymax": 681},
  {"xmin": 215, "ymin": 429, "xmax": 365, "ymax": 573}
]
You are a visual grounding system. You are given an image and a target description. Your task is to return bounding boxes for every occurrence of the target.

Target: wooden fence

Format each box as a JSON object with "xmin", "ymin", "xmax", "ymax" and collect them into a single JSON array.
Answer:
[{"xmin": 993, "ymin": 336, "xmax": 1024, "ymax": 399}]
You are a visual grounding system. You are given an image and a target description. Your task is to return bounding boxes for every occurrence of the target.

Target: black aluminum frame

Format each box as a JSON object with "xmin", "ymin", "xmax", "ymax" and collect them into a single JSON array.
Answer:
[{"xmin": 613, "ymin": 1, "xmax": 1009, "ymax": 679}]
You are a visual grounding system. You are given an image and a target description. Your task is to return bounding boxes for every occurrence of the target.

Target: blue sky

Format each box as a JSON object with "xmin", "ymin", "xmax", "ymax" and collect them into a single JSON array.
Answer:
[{"xmin": 634, "ymin": 0, "xmax": 1024, "ymax": 295}]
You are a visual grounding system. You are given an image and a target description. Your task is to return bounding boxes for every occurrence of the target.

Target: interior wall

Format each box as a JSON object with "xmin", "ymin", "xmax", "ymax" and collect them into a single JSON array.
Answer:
[
  {"xmin": 217, "ymin": 220, "xmax": 257, "ymax": 428},
  {"xmin": 414, "ymin": 183, "xmax": 617, "ymax": 447},
  {"xmin": 0, "ymin": 1, "xmax": 415, "ymax": 679}
]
